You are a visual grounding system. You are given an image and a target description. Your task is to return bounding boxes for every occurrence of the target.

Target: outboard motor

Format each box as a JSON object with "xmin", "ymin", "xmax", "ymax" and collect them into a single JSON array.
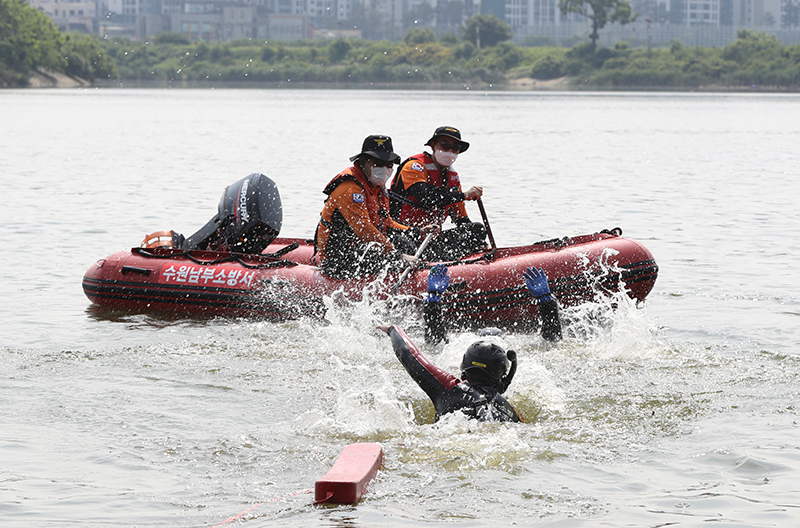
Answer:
[{"xmin": 181, "ymin": 173, "xmax": 283, "ymax": 254}]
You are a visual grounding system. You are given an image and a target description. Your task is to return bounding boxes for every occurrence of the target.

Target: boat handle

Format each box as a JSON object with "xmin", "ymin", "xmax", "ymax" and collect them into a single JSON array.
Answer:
[
  {"xmin": 449, "ymin": 280, "xmax": 467, "ymax": 291},
  {"xmin": 121, "ymin": 266, "xmax": 152, "ymax": 276}
]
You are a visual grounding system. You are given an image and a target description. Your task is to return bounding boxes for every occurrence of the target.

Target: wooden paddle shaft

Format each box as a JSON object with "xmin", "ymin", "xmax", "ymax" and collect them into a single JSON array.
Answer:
[
  {"xmin": 390, "ymin": 231, "xmax": 435, "ymax": 295},
  {"xmin": 477, "ymin": 198, "xmax": 497, "ymax": 249}
]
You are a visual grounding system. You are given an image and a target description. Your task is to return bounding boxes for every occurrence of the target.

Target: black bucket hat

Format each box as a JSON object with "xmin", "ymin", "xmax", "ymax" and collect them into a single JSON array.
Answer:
[
  {"xmin": 425, "ymin": 126, "xmax": 470, "ymax": 153},
  {"xmin": 350, "ymin": 135, "xmax": 402, "ymax": 163}
]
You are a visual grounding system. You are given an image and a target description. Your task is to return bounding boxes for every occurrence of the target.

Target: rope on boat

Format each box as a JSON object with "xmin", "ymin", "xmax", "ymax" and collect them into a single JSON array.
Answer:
[
  {"xmin": 434, "ymin": 226, "xmax": 623, "ymax": 268},
  {"xmin": 433, "ymin": 248, "xmax": 497, "ymax": 268},
  {"xmin": 531, "ymin": 227, "xmax": 623, "ymax": 250},
  {"xmin": 133, "ymin": 244, "xmax": 300, "ymax": 270},
  {"xmin": 400, "ymin": 226, "xmax": 625, "ymax": 271}
]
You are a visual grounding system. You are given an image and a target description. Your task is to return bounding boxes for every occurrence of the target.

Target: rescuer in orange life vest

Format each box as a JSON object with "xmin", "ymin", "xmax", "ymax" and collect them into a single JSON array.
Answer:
[
  {"xmin": 315, "ymin": 135, "xmax": 437, "ymax": 279},
  {"xmin": 389, "ymin": 126, "xmax": 487, "ymax": 261}
]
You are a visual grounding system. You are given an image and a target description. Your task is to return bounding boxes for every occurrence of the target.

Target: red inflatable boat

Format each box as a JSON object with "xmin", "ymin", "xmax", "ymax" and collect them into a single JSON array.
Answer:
[
  {"xmin": 82, "ymin": 174, "xmax": 658, "ymax": 326},
  {"xmin": 82, "ymin": 232, "xmax": 657, "ymax": 326}
]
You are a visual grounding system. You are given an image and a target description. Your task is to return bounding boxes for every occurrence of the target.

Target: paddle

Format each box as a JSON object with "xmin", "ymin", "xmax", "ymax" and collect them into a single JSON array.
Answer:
[
  {"xmin": 390, "ymin": 231, "xmax": 435, "ymax": 295},
  {"xmin": 476, "ymin": 198, "xmax": 497, "ymax": 250}
]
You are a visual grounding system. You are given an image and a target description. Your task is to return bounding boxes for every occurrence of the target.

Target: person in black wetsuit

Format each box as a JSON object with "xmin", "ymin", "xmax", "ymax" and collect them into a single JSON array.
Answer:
[{"xmin": 377, "ymin": 266, "xmax": 562, "ymax": 423}]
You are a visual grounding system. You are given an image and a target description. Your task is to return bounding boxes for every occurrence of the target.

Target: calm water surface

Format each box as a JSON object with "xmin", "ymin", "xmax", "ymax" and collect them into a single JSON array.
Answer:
[{"xmin": 1, "ymin": 89, "xmax": 800, "ymax": 527}]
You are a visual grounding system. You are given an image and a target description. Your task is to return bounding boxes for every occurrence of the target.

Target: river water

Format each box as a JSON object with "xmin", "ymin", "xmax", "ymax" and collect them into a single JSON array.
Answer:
[{"xmin": 2, "ymin": 89, "xmax": 799, "ymax": 527}]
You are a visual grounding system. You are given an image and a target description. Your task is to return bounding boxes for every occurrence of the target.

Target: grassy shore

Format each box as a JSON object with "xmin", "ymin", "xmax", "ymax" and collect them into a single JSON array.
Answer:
[
  {"xmin": 11, "ymin": 26, "xmax": 800, "ymax": 91},
  {"xmin": 92, "ymin": 30, "xmax": 800, "ymax": 92}
]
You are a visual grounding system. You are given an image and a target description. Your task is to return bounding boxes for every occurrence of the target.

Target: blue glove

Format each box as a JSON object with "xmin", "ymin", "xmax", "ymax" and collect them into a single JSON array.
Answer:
[
  {"xmin": 425, "ymin": 265, "xmax": 450, "ymax": 303},
  {"xmin": 523, "ymin": 267, "xmax": 553, "ymax": 303}
]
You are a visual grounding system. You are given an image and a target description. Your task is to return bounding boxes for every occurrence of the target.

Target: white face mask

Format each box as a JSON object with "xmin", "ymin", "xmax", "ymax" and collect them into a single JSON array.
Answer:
[
  {"xmin": 368, "ymin": 165, "xmax": 393, "ymax": 187},
  {"xmin": 434, "ymin": 149, "xmax": 458, "ymax": 167}
]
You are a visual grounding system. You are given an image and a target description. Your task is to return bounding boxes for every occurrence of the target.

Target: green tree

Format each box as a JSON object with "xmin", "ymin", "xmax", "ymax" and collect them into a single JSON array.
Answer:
[
  {"xmin": 440, "ymin": 32, "xmax": 459, "ymax": 45},
  {"xmin": 453, "ymin": 40, "xmax": 477, "ymax": 59},
  {"xmin": 462, "ymin": 14, "xmax": 512, "ymax": 49},
  {"xmin": 722, "ymin": 30, "xmax": 782, "ymax": 66},
  {"xmin": 531, "ymin": 54, "xmax": 566, "ymax": 79},
  {"xmin": 151, "ymin": 32, "xmax": 191, "ymax": 45},
  {"xmin": 328, "ymin": 38, "xmax": 351, "ymax": 63},
  {"xmin": 0, "ymin": 0, "xmax": 64, "ymax": 85},
  {"xmin": 62, "ymin": 33, "xmax": 117, "ymax": 81},
  {"xmin": 404, "ymin": 26, "xmax": 437, "ymax": 45},
  {"xmin": 559, "ymin": 0, "xmax": 636, "ymax": 47},
  {"xmin": 483, "ymin": 41, "xmax": 524, "ymax": 69}
]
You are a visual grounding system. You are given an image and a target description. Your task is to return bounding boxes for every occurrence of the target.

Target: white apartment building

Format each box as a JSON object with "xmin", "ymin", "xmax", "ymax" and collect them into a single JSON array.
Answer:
[
  {"xmin": 259, "ymin": 0, "xmax": 350, "ymax": 18},
  {"xmin": 105, "ymin": 0, "xmax": 146, "ymax": 15},
  {"xmin": 504, "ymin": 0, "xmax": 596, "ymax": 28},
  {"xmin": 683, "ymin": 0, "xmax": 719, "ymax": 24}
]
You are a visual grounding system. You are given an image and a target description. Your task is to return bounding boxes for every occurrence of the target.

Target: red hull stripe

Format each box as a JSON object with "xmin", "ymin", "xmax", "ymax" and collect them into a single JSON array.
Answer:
[
  {"xmin": 82, "ymin": 277, "xmax": 325, "ymax": 316},
  {"xmin": 83, "ymin": 258, "xmax": 657, "ymax": 319},
  {"xmin": 442, "ymin": 259, "xmax": 658, "ymax": 314}
]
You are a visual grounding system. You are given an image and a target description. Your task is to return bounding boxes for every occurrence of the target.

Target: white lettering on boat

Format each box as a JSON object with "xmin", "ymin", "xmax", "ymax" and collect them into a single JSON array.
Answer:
[{"xmin": 160, "ymin": 265, "xmax": 255, "ymax": 287}]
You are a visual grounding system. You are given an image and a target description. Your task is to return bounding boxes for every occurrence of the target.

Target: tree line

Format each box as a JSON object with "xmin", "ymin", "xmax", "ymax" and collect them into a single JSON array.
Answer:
[
  {"xmin": 3, "ymin": 0, "xmax": 800, "ymax": 90},
  {"xmin": 99, "ymin": 27, "xmax": 800, "ymax": 90},
  {"xmin": 0, "ymin": 0, "xmax": 116, "ymax": 86}
]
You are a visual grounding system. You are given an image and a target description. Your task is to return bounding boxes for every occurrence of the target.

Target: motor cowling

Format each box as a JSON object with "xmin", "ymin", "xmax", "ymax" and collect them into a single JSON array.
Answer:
[{"xmin": 182, "ymin": 173, "xmax": 283, "ymax": 254}]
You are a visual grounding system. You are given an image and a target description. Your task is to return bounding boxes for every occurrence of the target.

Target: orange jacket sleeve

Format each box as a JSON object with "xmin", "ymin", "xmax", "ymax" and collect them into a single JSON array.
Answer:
[
  {"xmin": 386, "ymin": 216, "xmax": 411, "ymax": 232},
  {"xmin": 451, "ymin": 200, "xmax": 469, "ymax": 221},
  {"xmin": 398, "ymin": 160, "xmax": 428, "ymax": 190}
]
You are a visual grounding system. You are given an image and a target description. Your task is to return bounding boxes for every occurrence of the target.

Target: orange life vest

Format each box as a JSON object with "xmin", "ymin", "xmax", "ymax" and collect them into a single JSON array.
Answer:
[
  {"xmin": 314, "ymin": 166, "xmax": 396, "ymax": 263},
  {"xmin": 390, "ymin": 152, "xmax": 464, "ymax": 227},
  {"xmin": 323, "ymin": 166, "xmax": 392, "ymax": 231}
]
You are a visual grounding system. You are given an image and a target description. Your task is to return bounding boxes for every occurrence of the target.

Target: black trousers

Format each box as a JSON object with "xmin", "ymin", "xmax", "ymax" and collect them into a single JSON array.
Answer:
[
  {"xmin": 423, "ymin": 221, "xmax": 487, "ymax": 262},
  {"xmin": 321, "ymin": 229, "xmax": 417, "ymax": 279}
]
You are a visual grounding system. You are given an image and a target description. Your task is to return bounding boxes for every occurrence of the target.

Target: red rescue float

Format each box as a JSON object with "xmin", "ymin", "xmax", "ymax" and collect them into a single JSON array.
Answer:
[{"xmin": 315, "ymin": 443, "xmax": 384, "ymax": 504}]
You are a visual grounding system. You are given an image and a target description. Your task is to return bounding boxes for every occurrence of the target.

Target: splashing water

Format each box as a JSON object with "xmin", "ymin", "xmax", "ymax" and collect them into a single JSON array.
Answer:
[
  {"xmin": 321, "ymin": 268, "xmax": 422, "ymax": 332},
  {"xmin": 561, "ymin": 247, "xmax": 662, "ymax": 360}
]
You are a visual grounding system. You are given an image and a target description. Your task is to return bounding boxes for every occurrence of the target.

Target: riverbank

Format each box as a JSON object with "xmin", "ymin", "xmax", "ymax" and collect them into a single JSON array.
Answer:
[
  {"xmin": 93, "ymin": 30, "xmax": 800, "ymax": 92},
  {"xmin": 28, "ymin": 67, "xmax": 90, "ymax": 88},
  {"xmin": 35, "ymin": 77, "xmax": 797, "ymax": 92},
  {"xmin": 14, "ymin": 29, "xmax": 800, "ymax": 92}
]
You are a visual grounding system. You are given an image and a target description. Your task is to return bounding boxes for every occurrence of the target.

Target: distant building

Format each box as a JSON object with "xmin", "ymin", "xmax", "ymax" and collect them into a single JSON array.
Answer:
[
  {"xmin": 732, "ymin": 0, "xmax": 783, "ymax": 25},
  {"xmin": 505, "ymin": 0, "xmax": 570, "ymax": 26},
  {"xmin": 312, "ymin": 27, "xmax": 363, "ymax": 38},
  {"xmin": 28, "ymin": 0, "xmax": 97, "ymax": 32},
  {"xmin": 142, "ymin": 1, "xmax": 312, "ymax": 40},
  {"xmin": 481, "ymin": 0, "xmax": 506, "ymax": 19},
  {"xmin": 24, "ymin": 0, "xmax": 800, "ymax": 45},
  {"xmin": 267, "ymin": 13, "xmax": 312, "ymax": 39},
  {"xmin": 682, "ymin": 0, "xmax": 720, "ymax": 25}
]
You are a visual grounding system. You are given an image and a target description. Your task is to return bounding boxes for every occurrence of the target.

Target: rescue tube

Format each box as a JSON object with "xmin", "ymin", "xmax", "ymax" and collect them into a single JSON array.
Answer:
[{"xmin": 314, "ymin": 443, "xmax": 384, "ymax": 504}]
